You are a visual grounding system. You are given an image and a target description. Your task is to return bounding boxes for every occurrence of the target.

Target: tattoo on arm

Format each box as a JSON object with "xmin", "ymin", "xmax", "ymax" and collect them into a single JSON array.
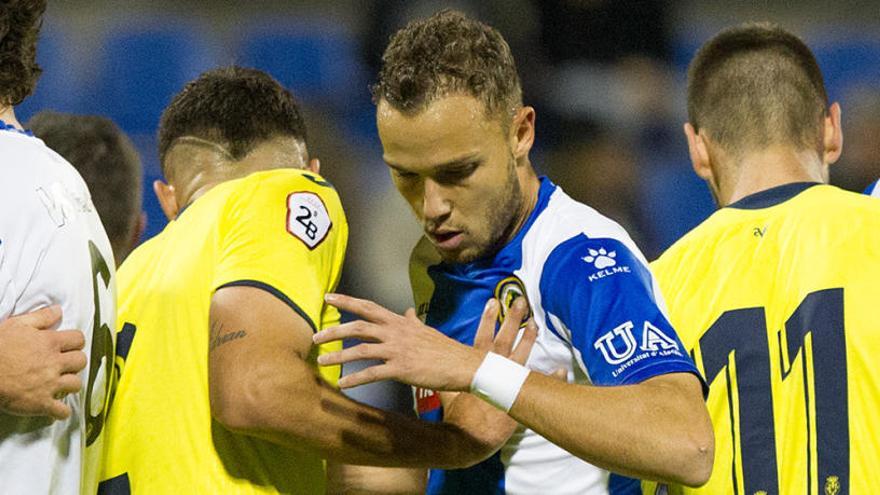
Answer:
[{"xmin": 209, "ymin": 320, "xmax": 248, "ymax": 352}]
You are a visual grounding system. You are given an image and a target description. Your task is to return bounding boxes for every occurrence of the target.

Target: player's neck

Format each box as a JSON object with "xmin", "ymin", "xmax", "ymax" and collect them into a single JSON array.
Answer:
[
  {"xmin": 720, "ymin": 146, "xmax": 827, "ymax": 206},
  {"xmin": 0, "ymin": 106, "xmax": 22, "ymax": 129}
]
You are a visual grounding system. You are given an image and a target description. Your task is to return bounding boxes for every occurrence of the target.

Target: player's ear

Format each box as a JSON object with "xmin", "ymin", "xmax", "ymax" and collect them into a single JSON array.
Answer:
[
  {"xmin": 510, "ymin": 106, "xmax": 536, "ymax": 162},
  {"xmin": 308, "ymin": 157, "xmax": 321, "ymax": 174},
  {"xmin": 684, "ymin": 123, "xmax": 713, "ymax": 182},
  {"xmin": 823, "ymin": 102, "xmax": 843, "ymax": 166},
  {"xmin": 153, "ymin": 180, "xmax": 179, "ymax": 221}
]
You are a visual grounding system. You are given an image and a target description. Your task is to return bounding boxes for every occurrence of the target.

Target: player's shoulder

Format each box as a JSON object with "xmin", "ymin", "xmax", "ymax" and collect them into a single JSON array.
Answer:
[
  {"xmin": 803, "ymin": 183, "xmax": 880, "ymax": 208},
  {"xmin": 117, "ymin": 231, "xmax": 164, "ymax": 282},
  {"xmin": 222, "ymin": 169, "xmax": 344, "ymax": 226},
  {"xmin": 233, "ymin": 169, "xmax": 341, "ymax": 203},
  {"xmin": 0, "ymin": 131, "xmax": 86, "ymax": 193},
  {"xmin": 525, "ymin": 184, "xmax": 648, "ymax": 273},
  {"xmin": 791, "ymin": 185, "xmax": 880, "ymax": 233},
  {"xmin": 0, "ymin": 131, "xmax": 91, "ymax": 229}
]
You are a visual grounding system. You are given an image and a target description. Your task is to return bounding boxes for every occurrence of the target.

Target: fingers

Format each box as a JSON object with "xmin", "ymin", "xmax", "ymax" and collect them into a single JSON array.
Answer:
[
  {"xmin": 549, "ymin": 368, "xmax": 568, "ymax": 381},
  {"xmin": 55, "ymin": 373, "xmax": 83, "ymax": 396},
  {"xmin": 58, "ymin": 349, "xmax": 88, "ymax": 374},
  {"xmin": 325, "ymin": 293, "xmax": 393, "ymax": 323},
  {"xmin": 313, "ymin": 321, "xmax": 379, "ymax": 345},
  {"xmin": 317, "ymin": 343, "xmax": 384, "ymax": 366},
  {"xmin": 46, "ymin": 400, "xmax": 72, "ymax": 421},
  {"xmin": 15, "ymin": 305, "xmax": 62, "ymax": 330},
  {"xmin": 403, "ymin": 307, "xmax": 418, "ymax": 321},
  {"xmin": 509, "ymin": 319, "xmax": 538, "ymax": 365},
  {"xmin": 473, "ymin": 299, "xmax": 499, "ymax": 350},
  {"xmin": 54, "ymin": 329, "xmax": 86, "ymax": 352},
  {"xmin": 337, "ymin": 364, "xmax": 393, "ymax": 389},
  {"xmin": 494, "ymin": 298, "xmax": 529, "ymax": 355}
]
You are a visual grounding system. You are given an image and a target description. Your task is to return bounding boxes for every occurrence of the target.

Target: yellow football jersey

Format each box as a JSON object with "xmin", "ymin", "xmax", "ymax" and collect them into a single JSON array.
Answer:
[
  {"xmin": 644, "ymin": 183, "xmax": 880, "ymax": 495},
  {"xmin": 99, "ymin": 169, "xmax": 348, "ymax": 494}
]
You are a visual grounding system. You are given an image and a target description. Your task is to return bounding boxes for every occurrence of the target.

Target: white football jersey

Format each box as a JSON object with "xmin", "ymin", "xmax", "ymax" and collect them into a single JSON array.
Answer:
[{"xmin": 0, "ymin": 125, "xmax": 116, "ymax": 494}]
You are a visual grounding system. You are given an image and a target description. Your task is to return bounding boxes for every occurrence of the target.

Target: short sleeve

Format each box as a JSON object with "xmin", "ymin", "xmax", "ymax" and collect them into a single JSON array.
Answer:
[
  {"xmin": 212, "ymin": 171, "xmax": 348, "ymax": 332},
  {"xmin": 540, "ymin": 234, "xmax": 702, "ymax": 387}
]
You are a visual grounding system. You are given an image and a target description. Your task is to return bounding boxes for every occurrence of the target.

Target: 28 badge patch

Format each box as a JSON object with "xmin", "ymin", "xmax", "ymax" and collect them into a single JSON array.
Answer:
[{"xmin": 286, "ymin": 191, "xmax": 332, "ymax": 249}]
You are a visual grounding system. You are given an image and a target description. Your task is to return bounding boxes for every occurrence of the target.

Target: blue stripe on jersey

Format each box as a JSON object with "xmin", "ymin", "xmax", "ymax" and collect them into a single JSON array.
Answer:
[
  {"xmin": 865, "ymin": 179, "xmax": 880, "ymax": 198},
  {"xmin": 0, "ymin": 119, "xmax": 35, "ymax": 137},
  {"xmin": 540, "ymin": 234, "xmax": 702, "ymax": 387}
]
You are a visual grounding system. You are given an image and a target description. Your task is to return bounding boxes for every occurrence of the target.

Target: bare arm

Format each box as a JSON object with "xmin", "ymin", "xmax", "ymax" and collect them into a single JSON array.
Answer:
[
  {"xmin": 315, "ymin": 294, "xmax": 714, "ymax": 487},
  {"xmin": 325, "ymin": 464, "xmax": 425, "ymax": 495},
  {"xmin": 208, "ymin": 285, "xmax": 502, "ymax": 469},
  {"xmin": 509, "ymin": 371, "xmax": 713, "ymax": 486},
  {"xmin": 326, "ymin": 302, "xmax": 531, "ymax": 493}
]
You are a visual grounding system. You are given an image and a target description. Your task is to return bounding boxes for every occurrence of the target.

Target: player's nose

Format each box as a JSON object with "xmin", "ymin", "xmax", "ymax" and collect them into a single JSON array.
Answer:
[{"xmin": 422, "ymin": 179, "xmax": 452, "ymax": 222}]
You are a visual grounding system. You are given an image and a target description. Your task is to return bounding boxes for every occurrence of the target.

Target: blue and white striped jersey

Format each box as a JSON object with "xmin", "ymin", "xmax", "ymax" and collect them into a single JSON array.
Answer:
[
  {"xmin": 409, "ymin": 177, "xmax": 701, "ymax": 495},
  {"xmin": 864, "ymin": 179, "xmax": 879, "ymax": 198}
]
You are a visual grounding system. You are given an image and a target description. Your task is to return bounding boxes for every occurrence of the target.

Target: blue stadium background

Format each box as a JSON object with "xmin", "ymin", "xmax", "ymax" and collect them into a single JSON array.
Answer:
[{"xmin": 17, "ymin": 0, "xmax": 880, "ymax": 312}]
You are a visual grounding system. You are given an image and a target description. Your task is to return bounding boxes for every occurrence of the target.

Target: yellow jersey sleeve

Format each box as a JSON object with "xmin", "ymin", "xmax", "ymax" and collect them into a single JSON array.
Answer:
[{"xmin": 212, "ymin": 170, "xmax": 348, "ymax": 332}]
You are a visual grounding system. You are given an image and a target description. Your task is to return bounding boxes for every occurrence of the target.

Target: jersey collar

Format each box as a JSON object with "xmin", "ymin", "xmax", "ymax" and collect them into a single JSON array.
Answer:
[
  {"xmin": 726, "ymin": 182, "xmax": 821, "ymax": 210},
  {"xmin": 0, "ymin": 119, "xmax": 35, "ymax": 137}
]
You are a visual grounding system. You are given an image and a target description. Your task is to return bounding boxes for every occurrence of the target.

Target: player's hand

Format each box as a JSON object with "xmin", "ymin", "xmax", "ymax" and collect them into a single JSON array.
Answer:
[
  {"xmin": 471, "ymin": 297, "xmax": 537, "ymax": 366},
  {"xmin": 314, "ymin": 294, "xmax": 535, "ymax": 391},
  {"xmin": 0, "ymin": 306, "xmax": 87, "ymax": 420}
]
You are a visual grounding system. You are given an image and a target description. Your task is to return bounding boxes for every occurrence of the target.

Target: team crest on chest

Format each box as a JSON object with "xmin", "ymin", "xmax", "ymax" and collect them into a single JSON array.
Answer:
[{"xmin": 494, "ymin": 276, "xmax": 532, "ymax": 327}]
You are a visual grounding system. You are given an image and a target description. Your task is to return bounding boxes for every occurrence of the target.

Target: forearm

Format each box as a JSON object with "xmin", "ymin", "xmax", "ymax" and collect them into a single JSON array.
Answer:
[
  {"xmin": 218, "ymin": 360, "xmax": 483, "ymax": 469},
  {"xmin": 440, "ymin": 391, "xmax": 518, "ymax": 465},
  {"xmin": 326, "ymin": 463, "xmax": 425, "ymax": 495},
  {"xmin": 508, "ymin": 372, "xmax": 713, "ymax": 486}
]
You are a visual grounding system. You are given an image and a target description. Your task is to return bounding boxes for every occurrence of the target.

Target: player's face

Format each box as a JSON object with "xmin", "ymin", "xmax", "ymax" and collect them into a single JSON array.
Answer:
[{"xmin": 377, "ymin": 96, "xmax": 524, "ymax": 263}]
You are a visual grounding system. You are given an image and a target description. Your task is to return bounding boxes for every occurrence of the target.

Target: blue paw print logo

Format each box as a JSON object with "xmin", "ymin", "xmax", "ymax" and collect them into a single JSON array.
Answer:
[{"xmin": 582, "ymin": 248, "xmax": 617, "ymax": 269}]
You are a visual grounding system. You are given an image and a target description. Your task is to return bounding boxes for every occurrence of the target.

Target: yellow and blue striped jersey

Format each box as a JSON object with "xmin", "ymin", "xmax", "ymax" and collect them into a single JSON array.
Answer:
[
  {"xmin": 99, "ymin": 169, "xmax": 347, "ymax": 494},
  {"xmin": 646, "ymin": 183, "xmax": 880, "ymax": 495}
]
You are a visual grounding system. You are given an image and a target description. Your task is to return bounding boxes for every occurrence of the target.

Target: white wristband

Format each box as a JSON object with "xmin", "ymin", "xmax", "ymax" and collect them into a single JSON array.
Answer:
[{"xmin": 470, "ymin": 352, "xmax": 531, "ymax": 412}]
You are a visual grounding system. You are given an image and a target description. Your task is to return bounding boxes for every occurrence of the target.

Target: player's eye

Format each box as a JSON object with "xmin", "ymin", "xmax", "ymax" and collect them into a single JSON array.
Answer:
[
  {"xmin": 393, "ymin": 169, "xmax": 419, "ymax": 180},
  {"xmin": 437, "ymin": 162, "xmax": 479, "ymax": 183}
]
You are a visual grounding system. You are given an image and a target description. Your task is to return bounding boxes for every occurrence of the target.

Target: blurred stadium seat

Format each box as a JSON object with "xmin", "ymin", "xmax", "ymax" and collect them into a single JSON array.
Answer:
[
  {"xmin": 87, "ymin": 22, "xmax": 217, "ymax": 134},
  {"xmin": 237, "ymin": 20, "xmax": 367, "ymax": 109},
  {"xmin": 812, "ymin": 35, "xmax": 880, "ymax": 98}
]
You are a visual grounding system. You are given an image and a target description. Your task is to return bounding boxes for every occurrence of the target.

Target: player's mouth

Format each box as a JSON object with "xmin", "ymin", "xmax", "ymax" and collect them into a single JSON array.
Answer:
[{"xmin": 429, "ymin": 230, "xmax": 465, "ymax": 250}]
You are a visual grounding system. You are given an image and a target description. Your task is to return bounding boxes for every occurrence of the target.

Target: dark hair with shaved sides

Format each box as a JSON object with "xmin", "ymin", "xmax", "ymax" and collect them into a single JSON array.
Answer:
[
  {"xmin": 372, "ymin": 9, "xmax": 522, "ymax": 122},
  {"xmin": 687, "ymin": 22, "xmax": 829, "ymax": 157},
  {"xmin": 158, "ymin": 66, "xmax": 307, "ymax": 175}
]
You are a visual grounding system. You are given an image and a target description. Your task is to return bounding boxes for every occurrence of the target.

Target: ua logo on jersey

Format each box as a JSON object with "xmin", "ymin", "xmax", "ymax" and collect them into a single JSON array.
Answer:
[
  {"xmin": 594, "ymin": 321, "xmax": 638, "ymax": 364},
  {"xmin": 641, "ymin": 322, "xmax": 679, "ymax": 352},
  {"xmin": 595, "ymin": 321, "xmax": 680, "ymax": 365}
]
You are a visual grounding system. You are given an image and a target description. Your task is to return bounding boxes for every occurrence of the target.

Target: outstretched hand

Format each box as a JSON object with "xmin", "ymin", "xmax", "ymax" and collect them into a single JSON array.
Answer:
[{"xmin": 314, "ymin": 294, "xmax": 537, "ymax": 391}]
